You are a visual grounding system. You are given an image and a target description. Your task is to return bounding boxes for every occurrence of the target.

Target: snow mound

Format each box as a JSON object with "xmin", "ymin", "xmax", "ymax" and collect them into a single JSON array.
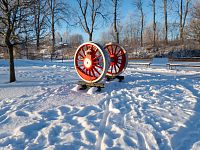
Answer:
[
  {"xmin": 71, "ymin": 85, "xmax": 82, "ymax": 92},
  {"xmin": 87, "ymin": 87, "xmax": 97, "ymax": 95}
]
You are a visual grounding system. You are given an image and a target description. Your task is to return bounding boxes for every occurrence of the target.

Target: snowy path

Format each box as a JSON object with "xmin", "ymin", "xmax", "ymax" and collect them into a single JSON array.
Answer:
[{"xmin": 0, "ymin": 59, "xmax": 200, "ymax": 149}]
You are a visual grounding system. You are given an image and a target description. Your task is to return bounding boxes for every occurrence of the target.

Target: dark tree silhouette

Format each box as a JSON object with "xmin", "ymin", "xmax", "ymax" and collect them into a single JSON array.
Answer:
[{"xmin": 0, "ymin": 0, "xmax": 34, "ymax": 82}]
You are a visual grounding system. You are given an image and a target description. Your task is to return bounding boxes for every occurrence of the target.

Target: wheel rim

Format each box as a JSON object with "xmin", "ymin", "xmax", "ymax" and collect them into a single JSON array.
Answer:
[
  {"xmin": 74, "ymin": 42, "xmax": 108, "ymax": 83},
  {"xmin": 104, "ymin": 42, "xmax": 128, "ymax": 76}
]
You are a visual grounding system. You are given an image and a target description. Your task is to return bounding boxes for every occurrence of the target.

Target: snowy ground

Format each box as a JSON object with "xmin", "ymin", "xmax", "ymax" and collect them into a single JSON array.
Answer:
[{"xmin": 0, "ymin": 59, "xmax": 200, "ymax": 150}]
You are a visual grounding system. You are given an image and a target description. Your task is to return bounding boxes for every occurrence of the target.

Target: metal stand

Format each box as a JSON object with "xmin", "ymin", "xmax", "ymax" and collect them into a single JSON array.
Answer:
[
  {"xmin": 106, "ymin": 75, "xmax": 124, "ymax": 82},
  {"xmin": 77, "ymin": 81, "xmax": 104, "ymax": 92}
]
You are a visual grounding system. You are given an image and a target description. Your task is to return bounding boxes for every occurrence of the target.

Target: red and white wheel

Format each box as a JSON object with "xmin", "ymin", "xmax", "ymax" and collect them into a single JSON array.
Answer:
[
  {"xmin": 74, "ymin": 42, "xmax": 110, "ymax": 83},
  {"xmin": 104, "ymin": 42, "xmax": 128, "ymax": 77}
]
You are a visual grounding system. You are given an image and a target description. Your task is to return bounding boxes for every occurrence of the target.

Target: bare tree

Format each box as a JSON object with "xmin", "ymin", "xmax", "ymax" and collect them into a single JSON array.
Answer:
[
  {"xmin": 22, "ymin": 18, "xmax": 32, "ymax": 59},
  {"xmin": 109, "ymin": 23, "xmax": 122, "ymax": 42},
  {"xmin": 0, "ymin": 0, "xmax": 33, "ymax": 82},
  {"xmin": 69, "ymin": 34, "xmax": 84, "ymax": 47},
  {"xmin": 111, "ymin": 0, "xmax": 121, "ymax": 43},
  {"xmin": 187, "ymin": 1, "xmax": 200, "ymax": 44},
  {"xmin": 168, "ymin": 22, "xmax": 180, "ymax": 41},
  {"xmin": 150, "ymin": 0, "xmax": 157, "ymax": 48},
  {"xmin": 75, "ymin": 0, "xmax": 105, "ymax": 41},
  {"xmin": 99, "ymin": 31, "xmax": 112, "ymax": 45},
  {"xmin": 178, "ymin": 0, "xmax": 191, "ymax": 43},
  {"xmin": 118, "ymin": 12, "xmax": 140, "ymax": 55},
  {"xmin": 156, "ymin": 22, "xmax": 165, "ymax": 43},
  {"xmin": 55, "ymin": 32, "xmax": 62, "ymax": 44},
  {"xmin": 143, "ymin": 24, "xmax": 154, "ymax": 45},
  {"xmin": 33, "ymin": 0, "xmax": 48, "ymax": 50},
  {"xmin": 46, "ymin": 0, "xmax": 69, "ymax": 52},
  {"xmin": 134, "ymin": 0, "xmax": 144, "ymax": 47},
  {"xmin": 163, "ymin": 0, "xmax": 168, "ymax": 44}
]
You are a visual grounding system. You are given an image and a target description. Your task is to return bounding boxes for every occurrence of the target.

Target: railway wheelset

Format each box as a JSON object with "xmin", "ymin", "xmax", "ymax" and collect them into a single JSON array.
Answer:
[{"xmin": 74, "ymin": 42, "xmax": 128, "ymax": 91}]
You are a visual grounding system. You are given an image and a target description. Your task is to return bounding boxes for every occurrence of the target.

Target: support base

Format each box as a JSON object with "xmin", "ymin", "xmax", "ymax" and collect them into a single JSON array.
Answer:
[{"xmin": 77, "ymin": 81, "xmax": 104, "ymax": 92}]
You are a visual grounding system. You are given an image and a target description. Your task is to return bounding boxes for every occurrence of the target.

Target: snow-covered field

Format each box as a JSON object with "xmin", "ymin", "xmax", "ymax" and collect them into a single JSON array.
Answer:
[{"xmin": 0, "ymin": 59, "xmax": 200, "ymax": 150}]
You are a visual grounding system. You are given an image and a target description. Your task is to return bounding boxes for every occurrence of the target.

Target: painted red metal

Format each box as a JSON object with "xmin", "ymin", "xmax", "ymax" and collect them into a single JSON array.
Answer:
[
  {"xmin": 74, "ymin": 42, "xmax": 109, "ymax": 83},
  {"xmin": 104, "ymin": 43, "xmax": 128, "ymax": 76}
]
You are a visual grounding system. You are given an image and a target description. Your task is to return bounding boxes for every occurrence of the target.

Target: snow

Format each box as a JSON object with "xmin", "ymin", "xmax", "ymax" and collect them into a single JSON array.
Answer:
[
  {"xmin": 87, "ymin": 87, "xmax": 98, "ymax": 95},
  {"xmin": 0, "ymin": 59, "xmax": 200, "ymax": 149}
]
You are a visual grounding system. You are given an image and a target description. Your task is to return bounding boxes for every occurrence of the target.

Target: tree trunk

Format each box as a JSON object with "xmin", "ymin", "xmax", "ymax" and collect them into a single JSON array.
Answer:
[
  {"xmin": 180, "ymin": 0, "xmax": 183, "ymax": 43},
  {"xmin": 52, "ymin": 12, "xmax": 55, "ymax": 53},
  {"xmin": 153, "ymin": 0, "xmax": 156, "ymax": 48},
  {"xmin": 141, "ymin": 11, "xmax": 144, "ymax": 47},
  {"xmin": 36, "ymin": 2, "xmax": 41, "ymax": 51},
  {"xmin": 181, "ymin": 0, "xmax": 190, "ymax": 44},
  {"xmin": 164, "ymin": 0, "xmax": 168, "ymax": 44},
  {"xmin": 25, "ymin": 35, "xmax": 29, "ymax": 59},
  {"xmin": 8, "ymin": 46, "xmax": 16, "ymax": 82},
  {"xmin": 113, "ymin": 0, "xmax": 119, "ymax": 43},
  {"xmin": 115, "ymin": 31, "xmax": 119, "ymax": 44},
  {"xmin": 26, "ymin": 47, "xmax": 29, "ymax": 59},
  {"xmin": 36, "ymin": 33, "xmax": 40, "ymax": 50},
  {"xmin": 89, "ymin": 33, "xmax": 93, "ymax": 41}
]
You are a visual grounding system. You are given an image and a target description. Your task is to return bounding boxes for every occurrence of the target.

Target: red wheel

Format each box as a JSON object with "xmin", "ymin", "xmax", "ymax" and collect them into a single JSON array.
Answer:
[
  {"xmin": 104, "ymin": 42, "xmax": 128, "ymax": 77},
  {"xmin": 74, "ymin": 42, "xmax": 110, "ymax": 83}
]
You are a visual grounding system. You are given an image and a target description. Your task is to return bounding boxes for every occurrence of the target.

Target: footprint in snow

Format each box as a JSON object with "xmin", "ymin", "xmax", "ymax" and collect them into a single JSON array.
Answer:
[
  {"xmin": 123, "ymin": 135, "xmax": 137, "ymax": 148},
  {"xmin": 48, "ymin": 125, "xmax": 62, "ymax": 145},
  {"xmin": 63, "ymin": 115, "xmax": 79, "ymax": 126},
  {"xmin": 0, "ymin": 135, "xmax": 25, "ymax": 149},
  {"xmin": 104, "ymin": 135, "xmax": 114, "ymax": 147},
  {"xmin": 58, "ymin": 106, "xmax": 72, "ymax": 115},
  {"xmin": 15, "ymin": 111, "xmax": 29, "ymax": 117},
  {"xmin": 19, "ymin": 94, "xmax": 29, "ymax": 99},
  {"xmin": 105, "ymin": 128, "xmax": 121, "ymax": 139},
  {"xmin": 84, "ymin": 130, "xmax": 96, "ymax": 143},
  {"xmin": 0, "ymin": 115, "xmax": 10, "ymax": 125},
  {"xmin": 20, "ymin": 120, "xmax": 48, "ymax": 141},
  {"xmin": 86, "ymin": 113, "xmax": 99, "ymax": 121},
  {"xmin": 0, "ymin": 106, "xmax": 11, "ymax": 125},
  {"xmin": 39, "ymin": 110, "xmax": 59, "ymax": 121},
  {"xmin": 0, "ymin": 106, "xmax": 11, "ymax": 116},
  {"xmin": 76, "ymin": 106, "xmax": 101, "ymax": 117},
  {"xmin": 72, "ymin": 132, "xmax": 82, "ymax": 139}
]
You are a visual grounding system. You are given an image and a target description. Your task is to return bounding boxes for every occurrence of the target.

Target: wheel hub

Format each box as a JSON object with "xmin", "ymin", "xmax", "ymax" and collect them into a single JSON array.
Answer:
[
  {"xmin": 110, "ymin": 55, "xmax": 118, "ymax": 66},
  {"xmin": 84, "ymin": 57, "xmax": 92, "ymax": 69}
]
